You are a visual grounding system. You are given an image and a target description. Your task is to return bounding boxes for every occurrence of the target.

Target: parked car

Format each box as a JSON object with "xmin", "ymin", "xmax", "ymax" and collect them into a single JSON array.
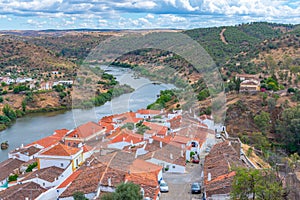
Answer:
[
  {"xmin": 191, "ymin": 182, "xmax": 201, "ymax": 194},
  {"xmin": 159, "ymin": 180, "xmax": 169, "ymax": 192},
  {"xmin": 215, "ymin": 133, "xmax": 221, "ymax": 139},
  {"xmin": 192, "ymin": 156, "xmax": 200, "ymax": 164},
  {"xmin": 205, "ymin": 146, "xmax": 211, "ymax": 153}
]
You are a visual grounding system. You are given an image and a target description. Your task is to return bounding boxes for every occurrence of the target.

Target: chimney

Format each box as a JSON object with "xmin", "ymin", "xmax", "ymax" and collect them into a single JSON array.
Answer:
[
  {"xmin": 180, "ymin": 150, "xmax": 184, "ymax": 157},
  {"xmin": 208, "ymin": 173, "xmax": 211, "ymax": 182},
  {"xmin": 123, "ymin": 137, "xmax": 125, "ymax": 141},
  {"xmin": 170, "ymin": 153, "xmax": 173, "ymax": 160},
  {"xmin": 131, "ymin": 140, "xmax": 133, "ymax": 145},
  {"xmin": 108, "ymin": 177, "xmax": 111, "ymax": 186},
  {"xmin": 160, "ymin": 141, "xmax": 162, "ymax": 148},
  {"xmin": 149, "ymin": 138, "xmax": 153, "ymax": 144}
]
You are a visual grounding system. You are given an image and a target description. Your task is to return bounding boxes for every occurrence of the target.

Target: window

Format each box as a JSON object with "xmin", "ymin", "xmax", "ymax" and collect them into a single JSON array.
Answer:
[
  {"xmin": 60, "ymin": 163, "xmax": 64, "ymax": 167},
  {"xmin": 43, "ymin": 183, "xmax": 45, "ymax": 186},
  {"xmin": 172, "ymin": 165, "xmax": 175, "ymax": 168}
]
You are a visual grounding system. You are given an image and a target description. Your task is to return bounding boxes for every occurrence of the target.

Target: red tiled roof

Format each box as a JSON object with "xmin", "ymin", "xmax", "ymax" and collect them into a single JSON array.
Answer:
[
  {"xmin": 137, "ymin": 109, "xmax": 161, "ymax": 115},
  {"xmin": 113, "ymin": 112, "xmax": 143, "ymax": 124},
  {"xmin": 54, "ymin": 129, "xmax": 69, "ymax": 137},
  {"xmin": 125, "ymin": 173, "xmax": 160, "ymax": 200},
  {"xmin": 204, "ymin": 141, "xmax": 246, "ymax": 198},
  {"xmin": 66, "ymin": 121, "xmax": 104, "ymax": 139},
  {"xmin": 152, "ymin": 135, "xmax": 172, "ymax": 143},
  {"xmin": 22, "ymin": 166, "xmax": 64, "ymax": 182},
  {"xmin": 60, "ymin": 164, "xmax": 106, "ymax": 198},
  {"xmin": 171, "ymin": 135, "xmax": 191, "ymax": 144},
  {"xmin": 99, "ymin": 121, "xmax": 115, "ymax": 134},
  {"xmin": 0, "ymin": 158, "xmax": 24, "ymax": 181},
  {"xmin": 143, "ymin": 121, "xmax": 168, "ymax": 136},
  {"xmin": 40, "ymin": 143, "xmax": 80, "ymax": 157},
  {"xmin": 130, "ymin": 159, "xmax": 162, "ymax": 174},
  {"xmin": 106, "ymin": 127, "xmax": 121, "ymax": 139},
  {"xmin": 57, "ymin": 170, "xmax": 82, "ymax": 189},
  {"xmin": 26, "ymin": 129, "xmax": 69, "ymax": 148},
  {"xmin": 109, "ymin": 129, "xmax": 143, "ymax": 144},
  {"xmin": 82, "ymin": 144, "xmax": 93, "ymax": 153},
  {"xmin": 0, "ymin": 182, "xmax": 46, "ymax": 200}
]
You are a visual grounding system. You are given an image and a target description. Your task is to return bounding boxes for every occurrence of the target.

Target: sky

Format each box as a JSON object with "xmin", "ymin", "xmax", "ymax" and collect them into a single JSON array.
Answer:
[{"xmin": 0, "ymin": 0, "xmax": 299, "ymax": 30}]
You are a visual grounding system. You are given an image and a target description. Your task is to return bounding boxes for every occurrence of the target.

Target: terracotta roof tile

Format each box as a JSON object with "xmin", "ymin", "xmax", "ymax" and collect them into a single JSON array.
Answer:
[
  {"xmin": 143, "ymin": 121, "xmax": 168, "ymax": 136},
  {"xmin": 60, "ymin": 164, "xmax": 106, "ymax": 198},
  {"xmin": 66, "ymin": 121, "xmax": 105, "ymax": 139},
  {"xmin": 57, "ymin": 170, "xmax": 82, "ymax": 189},
  {"xmin": 152, "ymin": 135, "xmax": 172, "ymax": 143},
  {"xmin": 0, "ymin": 158, "xmax": 24, "ymax": 181},
  {"xmin": 40, "ymin": 143, "xmax": 80, "ymax": 157},
  {"xmin": 204, "ymin": 141, "xmax": 246, "ymax": 198},
  {"xmin": 22, "ymin": 166, "xmax": 64, "ymax": 182},
  {"xmin": 0, "ymin": 182, "xmax": 46, "ymax": 200},
  {"xmin": 109, "ymin": 129, "xmax": 143, "ymax": 145},
  {"xmin": 125, "ymin": 174, "xmax": 160, "ymax": 199},
  {"xmin": 11, "ymin": 146, "xmax": 42, "ymax": 156},
  {"xmin": 26, "ymin": 129, "xmax": 69, "ymax": 149},
  {"xmin": 137, "ymin": 109, "xmax": 161, "ymax": 115}
]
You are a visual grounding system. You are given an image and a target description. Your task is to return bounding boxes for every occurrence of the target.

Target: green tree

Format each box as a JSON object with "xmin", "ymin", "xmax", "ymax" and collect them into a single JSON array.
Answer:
[
  {"xmin": 231, "ymin": 167, "xmax": 284, "ymax": 200},
  {"xmin": 267, "ymin": 98, "xmax": 276, "ymax": 112},
  {"xmin": 0, "ymin": 115, "xmax": 11, "ymax": 125},
  {"xmin": 21, "ymin": 100, "xmax": 26, "ymax": 112},
  {"xmin": 2, "ymin": 104, "xmax": 16, "ymax": 120},
  {"xmin": 73, "ymin": 191, "xmax": 88, "ymax": 200},
  {"xmin": 276, "ymin": 105, "xmax": 300, "ymax": 154},
  {"xmin": 121, "ymin": 123, "xmax": 134, "ymax": 130},
  {"xmin": 254, "ymin": 111, "xmax": 270, "ymax": 133},
  {"xmin": 102, "ymin": 182, "xmax": 143, "ymax": 200}
]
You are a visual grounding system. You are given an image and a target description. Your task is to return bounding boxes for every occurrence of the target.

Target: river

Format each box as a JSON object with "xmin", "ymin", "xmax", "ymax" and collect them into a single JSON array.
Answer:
[{"xmin": 0, "ymin": 66, "xmax": 175, "ymax": 161}]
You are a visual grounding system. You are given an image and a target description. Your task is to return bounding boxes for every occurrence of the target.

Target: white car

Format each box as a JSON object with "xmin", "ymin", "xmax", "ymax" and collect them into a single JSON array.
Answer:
[
  {"xmin": 215, "ymin": 133, "xmax": 221, "ymax": 139},
  {"xmin": 159, "ymin": 180, "xmax": 169, "ymax": 192}
]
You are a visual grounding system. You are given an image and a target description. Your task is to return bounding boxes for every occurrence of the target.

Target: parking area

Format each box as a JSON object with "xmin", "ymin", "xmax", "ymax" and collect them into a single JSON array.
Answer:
[{"xmin": 160, "ymin": 162, "xmax": 204, "ymax": 200}]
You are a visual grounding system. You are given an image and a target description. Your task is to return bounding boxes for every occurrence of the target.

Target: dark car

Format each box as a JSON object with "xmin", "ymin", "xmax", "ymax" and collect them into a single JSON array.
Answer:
[
  {"xmin": 191, "ymin": 182, "xmax": 201, "ymax": 194},
  {"xmin": 192, "ymin": 156, "xmax": 200, "ymax": 164}
]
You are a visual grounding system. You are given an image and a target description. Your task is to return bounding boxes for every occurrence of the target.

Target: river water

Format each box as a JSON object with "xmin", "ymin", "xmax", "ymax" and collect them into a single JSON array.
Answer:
[{"xmin": 0, "ymin": 66, "xmax": 174, "ymax": 161}]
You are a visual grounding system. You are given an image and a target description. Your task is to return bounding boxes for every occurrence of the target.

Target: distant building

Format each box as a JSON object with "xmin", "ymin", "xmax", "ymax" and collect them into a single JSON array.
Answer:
[
  {"xmin": 235, "ymin": 74, "xmax": 258, "ymax": 81},
  {"xmin": 240, "ymin": 79, "xmax": 260, "ymax": 92}
]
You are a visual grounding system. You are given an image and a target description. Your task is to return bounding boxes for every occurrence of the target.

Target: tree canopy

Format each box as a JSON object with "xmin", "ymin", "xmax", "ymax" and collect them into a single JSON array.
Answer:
[
  {"xmin": 231, "ymin": 167, "xmax": 285, "ymax": 200},
  {"xmin": 276, "ymin": 105, "xmax": 300, "ymax": 154},
  {"xmin": 101, "ymin": 182, "xmax": 143, "ymax": 200}
]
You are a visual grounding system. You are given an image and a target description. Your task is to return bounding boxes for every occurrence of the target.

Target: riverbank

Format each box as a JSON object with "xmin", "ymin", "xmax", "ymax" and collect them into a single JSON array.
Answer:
[
  {"xmin": 0, "ymin": 106, "xmax": 69, "ymax": 131},
  {"xmin": 0, "ymin": 65, "xmax": 175, "ymax": 161}
]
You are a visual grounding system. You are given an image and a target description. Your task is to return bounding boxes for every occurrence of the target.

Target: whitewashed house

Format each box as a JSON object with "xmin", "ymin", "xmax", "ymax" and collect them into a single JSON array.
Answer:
[{"xmin": 36, "ymin": 143, "xmax": 83, "ymax": 171}]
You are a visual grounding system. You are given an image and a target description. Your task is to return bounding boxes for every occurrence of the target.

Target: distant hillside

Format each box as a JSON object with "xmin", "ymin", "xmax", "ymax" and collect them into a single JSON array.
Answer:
[
  {"xmin": 0, "ymin": 35, "xmax": 75, "ymax": 74},
  {"xmin": 24, "ymin": 32, "xmax": 111, "ymax": 62},
  {"xmin": 184, "ymin": 22, "xmax": 296, "ymax": 70}
]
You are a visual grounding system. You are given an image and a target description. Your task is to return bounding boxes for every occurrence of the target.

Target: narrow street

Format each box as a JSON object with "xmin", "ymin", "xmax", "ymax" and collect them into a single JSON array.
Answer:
[{"xmin": 160, "ymin": 162, "xmax": 203, "ymax": 200}]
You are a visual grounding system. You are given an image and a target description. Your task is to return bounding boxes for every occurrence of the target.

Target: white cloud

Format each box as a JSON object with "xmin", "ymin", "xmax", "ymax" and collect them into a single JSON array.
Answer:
[
  {"xmin": 146, "ymin": 14, "xmax": 155, "ymax": 19},
  {"xmin": 0, "ymin": 0, "xmax": 299, "ymax": 30}
]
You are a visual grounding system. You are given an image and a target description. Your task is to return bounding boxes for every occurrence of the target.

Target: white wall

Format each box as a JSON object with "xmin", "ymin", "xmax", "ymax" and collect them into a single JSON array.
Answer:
[
  {"xmin": 107, "ymin": 141, "xmax": 130, "ymax": 150},
  {"xmin": 108, "ymin": 141, "xmax": 145, "ymax": 150},
  {"xmin": 157, "ymin": 170, "xmax": 163, "ymax": 182},
  {"xmin": 36, "ymin": 187, "xmax": 59, "ymax": 200},
  {"xmin": 40, "ymin": 158, "xmax": 70, "ymax": 169},
  {"xmin": 8, "ymin": 152, "xmax": 37, "ymax": 162},
  {"xmin": 147, "ymin": 158, "xmax": 185, "ymax": 174}
]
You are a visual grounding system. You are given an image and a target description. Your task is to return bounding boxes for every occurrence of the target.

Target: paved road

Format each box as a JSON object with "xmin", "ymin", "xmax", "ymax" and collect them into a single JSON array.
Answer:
[{"xmin": 160, "ymin": 163, "xmax": 204, "ymax": 200}]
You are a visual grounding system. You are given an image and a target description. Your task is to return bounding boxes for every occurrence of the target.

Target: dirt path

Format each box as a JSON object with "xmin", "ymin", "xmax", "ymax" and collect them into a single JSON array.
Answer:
[{"xmin": 220, "ymin": 28, "xmax": 228, "ymax": 44}]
